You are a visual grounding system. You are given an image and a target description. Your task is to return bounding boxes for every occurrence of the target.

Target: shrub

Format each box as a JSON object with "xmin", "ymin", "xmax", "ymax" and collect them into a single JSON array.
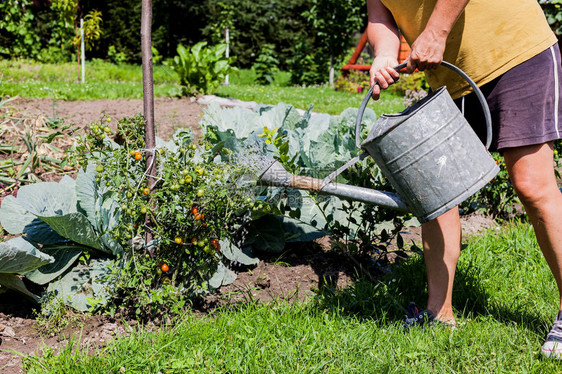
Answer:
[
  {"xmin": 168, "ymin": 41, "xmax": 235, "ymax": 96},
  {"xmin": 0, "ymin": 0, "xmax": 41, "ymax": 59},
  {"xmin": 253, "ymin": 44, "xmax": 280, "ymax": 85},
  {"xmin": 334, "ymin": 70, "xmax": 370, "ymax": 94},
  {"xmin": 289, "ymin": 41, "xmax": 329, "ymax": 86},
  {"xmin": 107, "ymin": 45, "xmax": 127, "ymax": 65}
]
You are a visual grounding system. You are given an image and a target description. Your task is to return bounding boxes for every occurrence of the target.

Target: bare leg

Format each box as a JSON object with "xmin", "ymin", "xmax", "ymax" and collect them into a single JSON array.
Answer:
[
  {"xmin": 421, "ymin": 206, "xmax": 461, "ymax": 324},
  {"xmin": 503, "ymin": 142, "xmax": 562, "ymax": 308}
]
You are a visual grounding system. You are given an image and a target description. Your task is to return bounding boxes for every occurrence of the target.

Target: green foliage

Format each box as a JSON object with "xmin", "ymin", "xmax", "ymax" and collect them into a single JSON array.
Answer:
[
  {"xmin": 68, "ymin": 114, "xmax": 269, "ymax": 318},
  {"xmin": 207, "ymin": 2, "xmax": 235, "ymax": 44},
  {"xmin": 168, "ymin": 42, "xmax": 235, "ymax": 96},
  {"xmin": 253, "ymin": 44, "xmax": 280, "ymax": 85},
  {"xmin": 302, "ymin": 0, "xmax": 365, "ymax": 61},
  {"xmin": 202, "ymin": 102, "xmax": 411, "ymax": 258},
  {"xmin": 0, "ymin": 237, "xmax": 54, "ymax": 274},
  {"xmin": 102, "ymin": 253, "xmax": 192, "ymax": 322},
  {"xmin": 334, "ymin": 70, "xmax": 370, "ymax": 94},
  {"xmin": 45, "ymin": 0, "xmax": 77, "ymax": 62},
  {"xmin": 540, "ymin": 0, "xmax": 562, "ymax": 35},
  {"xmin": 289, "ymin": 41, "xmax": 330, "ymax": 86},
  {"xmin": 0, "ymin": 173, "xmax": 121, "ymax": 309},
  {"xmin": 201, "ymin": 0, "xmax": 312, "ymax": 69},
  {"xmin": 72, "ymin": 10, "xmax": 103, "ymax": 52},
  {"xmin": 389, "ymin": 71, "xmax": 430, "ymax": 94},
  {"xmin": 107, "ymin": 46, "xmax": 128, "ymax": 65},
  {"xmin": 0, "ymin": 0, "xmax": 41, "ymax": 59}
]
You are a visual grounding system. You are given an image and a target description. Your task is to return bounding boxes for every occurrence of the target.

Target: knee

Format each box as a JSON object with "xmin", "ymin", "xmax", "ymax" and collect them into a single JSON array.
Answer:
[{"xmin": 511, "ymin": 175, "xmax": 551, "ymax": 209}]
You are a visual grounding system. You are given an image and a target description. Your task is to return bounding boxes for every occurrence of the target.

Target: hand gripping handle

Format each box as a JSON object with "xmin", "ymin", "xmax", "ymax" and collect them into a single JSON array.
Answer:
[{"xmin": 355, "ymin": 61, "xmax": 493, "ymax": 150}]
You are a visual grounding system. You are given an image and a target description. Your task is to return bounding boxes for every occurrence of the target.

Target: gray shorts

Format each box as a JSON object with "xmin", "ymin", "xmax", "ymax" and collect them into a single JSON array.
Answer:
[{"xmin": 454, "ymin": 43, "xmax": 562, "ymax": 152}]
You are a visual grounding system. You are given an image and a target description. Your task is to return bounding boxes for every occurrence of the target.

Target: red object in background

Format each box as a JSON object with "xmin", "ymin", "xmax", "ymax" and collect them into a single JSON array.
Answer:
[{"xmin": 341, "ymin": 30, "xmax": 410, "ymax": 75}]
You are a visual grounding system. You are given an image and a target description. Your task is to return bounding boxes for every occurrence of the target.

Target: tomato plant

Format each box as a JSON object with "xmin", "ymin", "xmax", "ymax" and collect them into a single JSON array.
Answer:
[{"xmin": 68, "ymin": 114, "xmax": 272, "ymax": 319}]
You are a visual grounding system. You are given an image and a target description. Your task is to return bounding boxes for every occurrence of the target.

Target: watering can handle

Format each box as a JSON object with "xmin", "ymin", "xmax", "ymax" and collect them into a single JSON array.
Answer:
[{"xmin": 355, "ymin": 61, "xmax": 493, "ymax": 150}]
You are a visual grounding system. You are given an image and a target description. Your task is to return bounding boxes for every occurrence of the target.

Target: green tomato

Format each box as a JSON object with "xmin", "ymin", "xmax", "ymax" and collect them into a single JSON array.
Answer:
[
  {"xmin": 140, "ymin": 207, "xmax": 147, "ymax": 214},
  {"xmin": 170, "ymin": 184, "xmax": 180, "ymax": 191},
  {"xmin": 104, "ymin": 126, "xmax": 111, "ymax": 133},
  {"xmin": 126, "ymin": 192, "xmax": 133, "ymax": 198},
  {"xmin": 196, "ymin": 189, "xmax": 205, "ymax": 197},
  {"xmin": 184, "ymin": 175, "xmax": 193, "ymax": 183},
  {"xmin": 96, "ymin": 165, "xmax": 104, "ymax": 173}
]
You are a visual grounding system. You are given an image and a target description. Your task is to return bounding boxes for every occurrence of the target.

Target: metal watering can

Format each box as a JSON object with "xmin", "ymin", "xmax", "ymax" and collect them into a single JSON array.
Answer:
[{"xmin": 258, "ymin": 61, "xmax": 500, "ymax": 223}]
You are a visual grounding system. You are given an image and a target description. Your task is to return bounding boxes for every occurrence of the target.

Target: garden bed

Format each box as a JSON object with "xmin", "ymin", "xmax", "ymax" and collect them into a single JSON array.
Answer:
[{"xmin": 0, "ymin": 97, "xmax": 500, "ymax": 373}]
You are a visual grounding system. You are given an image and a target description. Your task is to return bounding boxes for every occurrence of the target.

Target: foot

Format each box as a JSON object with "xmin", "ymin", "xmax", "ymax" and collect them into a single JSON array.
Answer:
[
  {"xmin": 542, "ymin": 311, "xmax": 562, "ymax": 359},
  {"xmin": 404, "ymin": 302, "xmax": 456, "ymax": 330}
]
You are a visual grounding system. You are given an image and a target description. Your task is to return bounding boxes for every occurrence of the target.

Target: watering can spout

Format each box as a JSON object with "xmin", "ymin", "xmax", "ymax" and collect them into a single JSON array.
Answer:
[{"xmin": 258, "ymin": 160, "xmax": 409, "ymax": 212}]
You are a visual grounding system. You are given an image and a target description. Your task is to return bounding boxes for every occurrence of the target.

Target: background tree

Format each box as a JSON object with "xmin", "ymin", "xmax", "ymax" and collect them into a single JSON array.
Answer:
[
  {"xmin": 0, "ymin": 0, "xmax": 41, "ymax": 59},
  {"xmin": 303, "ymin": 0, "xmax": 365, "ymax": 86}
]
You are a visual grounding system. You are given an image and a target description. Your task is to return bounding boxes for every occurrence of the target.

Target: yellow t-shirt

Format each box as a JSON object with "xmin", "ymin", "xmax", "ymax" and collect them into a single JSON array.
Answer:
[{"xmin": 380, "ymin": 0, "xmax": 557, "ymax": 98}]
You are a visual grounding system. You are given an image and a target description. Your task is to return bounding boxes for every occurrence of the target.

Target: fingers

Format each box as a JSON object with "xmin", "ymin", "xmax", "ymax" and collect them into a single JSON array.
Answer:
[
  {"xmin": 406, "ymin": 56, "xmax": 441, "ymax": 73},
  {"xmin": 371, "ymin": 84, "xmax": 381, "ymax": 100},
  {"xmin": 369, "ymin": 66, "xmax": 399, "ymax": 100}
]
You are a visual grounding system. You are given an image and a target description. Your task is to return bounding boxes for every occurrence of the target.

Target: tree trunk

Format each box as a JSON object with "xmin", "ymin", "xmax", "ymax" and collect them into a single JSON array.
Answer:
[{"xmin": 141, "ymin": 0, "xmax": 156, "ymax": 251}]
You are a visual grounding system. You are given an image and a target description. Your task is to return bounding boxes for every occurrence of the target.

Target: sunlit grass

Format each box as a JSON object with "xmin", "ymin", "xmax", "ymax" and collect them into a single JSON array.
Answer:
[
  {"xmin": 21, "ymin": 220, "xmax": 562, "ymax": 373},
  {"xmin": 0, "ymin": 59, "xmax": 404, "ymax": 115}
]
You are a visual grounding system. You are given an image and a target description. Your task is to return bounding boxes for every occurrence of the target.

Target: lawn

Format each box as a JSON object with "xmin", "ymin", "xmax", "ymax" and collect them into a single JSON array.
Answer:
[
  {"xmin": 0, "ymin": 59, "xmax": 405, "ymax": 115},
  {"xmin": 21, "ymin": 221, "xmax": 562, "ymax": 373}
]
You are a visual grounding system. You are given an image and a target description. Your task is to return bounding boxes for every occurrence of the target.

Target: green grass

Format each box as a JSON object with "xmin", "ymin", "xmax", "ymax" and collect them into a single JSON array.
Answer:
[
  {"xmin": 20, "ymin": 220, "xmax": 562, "ymax": 373},
  {"xmin": 0, "ymin": 59, "xmax": 179, "ymax": 100},
  {"xmin": 217, "ymin": 68, "xmax": 405, "ymax": 115},
  {"xmin": 0, "ymin": 59, "xmax": 404, "ymax": 115},
  {"xmin": 215, "ymin": 83, "xmax": 404, "ymax": 115}
]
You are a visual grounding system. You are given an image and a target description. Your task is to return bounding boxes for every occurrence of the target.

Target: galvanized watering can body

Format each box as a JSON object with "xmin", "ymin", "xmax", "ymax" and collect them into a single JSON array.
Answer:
[{"xmin": 259, "ymin": 62, "xmax": 499, "ymax": 223}]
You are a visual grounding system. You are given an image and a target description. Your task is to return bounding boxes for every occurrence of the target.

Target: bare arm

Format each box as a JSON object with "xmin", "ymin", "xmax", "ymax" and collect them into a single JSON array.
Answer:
[
  {"xmin": 408, "ymin": 0, "xmax": 470, "ymax": 72},
  {"xmin": 366, "ymin": 0, "xmax": 401, "ymax": 100}
]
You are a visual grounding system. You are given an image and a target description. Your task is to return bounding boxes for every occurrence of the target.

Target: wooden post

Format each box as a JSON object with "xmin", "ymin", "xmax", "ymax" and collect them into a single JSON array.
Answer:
[
  {"xmin": 141, "ymin": 0, "xmax": 156, "ymax": 251},
  {"xmin": 80, "ymin": 18, "xmax": 85, "ymax": 84},
  {"xmin": 225, "ymin": 28, "xmax": 230, "ymax": 85}
]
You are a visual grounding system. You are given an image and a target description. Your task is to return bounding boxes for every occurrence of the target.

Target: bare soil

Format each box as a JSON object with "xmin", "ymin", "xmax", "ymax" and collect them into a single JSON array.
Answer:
[
  {"xmin": 11, "ymin": 96, "xmax": 205, "ymax": 141},
  {"xmin": 0, "ymin": 98, "xmax": 499, "ymax": 373}
]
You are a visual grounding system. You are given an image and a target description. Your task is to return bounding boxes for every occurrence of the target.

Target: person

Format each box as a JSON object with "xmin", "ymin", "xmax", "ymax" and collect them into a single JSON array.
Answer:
[{"xmin": 366, "ymin": 0, "xmax": 562, "ymax": 357}]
